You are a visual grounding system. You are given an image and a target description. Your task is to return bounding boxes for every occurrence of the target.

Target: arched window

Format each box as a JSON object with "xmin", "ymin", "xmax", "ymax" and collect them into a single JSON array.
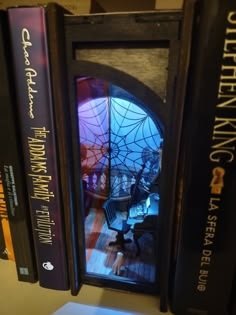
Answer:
[{"xmin": 77, "ymin": 78, "xmax": 163, "ymax": 200}]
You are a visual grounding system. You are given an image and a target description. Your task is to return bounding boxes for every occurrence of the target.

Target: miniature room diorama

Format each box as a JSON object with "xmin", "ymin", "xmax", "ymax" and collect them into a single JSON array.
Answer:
[
  {"xmin": 64, "ymin": 10, "xmax": 183, "ymax": 293},
  {"xmin": 77, "ymin": 77, "xmax": 163, "ymax": 284}
]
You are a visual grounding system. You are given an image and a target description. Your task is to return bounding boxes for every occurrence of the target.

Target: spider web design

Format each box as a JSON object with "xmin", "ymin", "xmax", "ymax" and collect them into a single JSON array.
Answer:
[{"xmin": 78, "ymin": 95, "xmax": 162, "ymax": 199}]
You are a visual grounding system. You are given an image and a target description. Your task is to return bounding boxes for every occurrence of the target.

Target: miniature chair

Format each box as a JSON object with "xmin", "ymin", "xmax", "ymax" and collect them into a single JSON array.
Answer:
[
  {"xmin": 102, "ymin": 198, "xmax": 132, "ymax": 250},
  {"xmin": 131, "ymin": 218, "xmax": 157, "ymax": 256},
  {"xmin": 129, "ymin": 193, "xmax": 160, "ymax": 256}
]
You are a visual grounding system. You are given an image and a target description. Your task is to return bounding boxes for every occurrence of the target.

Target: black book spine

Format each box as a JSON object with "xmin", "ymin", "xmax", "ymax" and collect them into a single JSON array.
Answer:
[
  {"xmin": 46, "ymin": 3, "xmax": 81, "ymax": 295},
  {"xmin": 172, "ymin": 1, "xmax": 236, "ymax": 314},
  {"xmin": 0, "ymin": 10, "xmax": 37, "ymax": 281},
  {"xmin": 8, "ymin": 6, "xmax": 69, "ymax": 290},
  {"xmin": 229, "ymin": 271, "xmax": 236, "ymax": 315}
]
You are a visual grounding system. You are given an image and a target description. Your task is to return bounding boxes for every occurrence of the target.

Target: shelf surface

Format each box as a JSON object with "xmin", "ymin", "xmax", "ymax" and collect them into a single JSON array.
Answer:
[{"xmin": 0, "ymin": 259, "xmax": 172, "ymax": 315}]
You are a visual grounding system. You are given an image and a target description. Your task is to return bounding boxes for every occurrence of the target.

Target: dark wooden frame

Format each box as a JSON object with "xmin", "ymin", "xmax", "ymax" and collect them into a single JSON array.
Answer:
[{"xmin": 63, "ymin": 8, "xmax": 192, "ymax": 310}]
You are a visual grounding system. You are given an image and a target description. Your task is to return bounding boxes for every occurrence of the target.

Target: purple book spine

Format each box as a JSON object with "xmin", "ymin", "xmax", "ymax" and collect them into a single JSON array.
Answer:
[{"xmin": 8, "ymin": 6, "xmax": 69, "ymax": 290}]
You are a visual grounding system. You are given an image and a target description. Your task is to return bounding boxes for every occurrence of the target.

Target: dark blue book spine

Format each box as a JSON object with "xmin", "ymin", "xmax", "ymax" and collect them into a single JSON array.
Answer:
[{"xmin": 8, "ymin": 6, "xmax": 69, "ymax": 290}]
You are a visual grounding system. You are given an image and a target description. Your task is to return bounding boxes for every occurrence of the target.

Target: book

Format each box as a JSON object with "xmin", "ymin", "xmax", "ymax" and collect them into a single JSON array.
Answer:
[
  {"xmin": 229, "ymin": 271, "xmax": 236, "ymax": 315},
  {"xmin": 172, "ymin": 1, "xmax": 236, "ymax": 314},
  {"xmin": 45, "ymin": 3, "xmax": 80, "ymax": 295},
  {"xmin": 0, "ymin": 9, "xmax": 37, "ymax": 282},
  {"xmin": 8, "ymin": 5, "xmax": 69, "ymax": 290},
  {"xmin": 52, "ymin": 302, "xmax": 144, "ymax": 315},
  {"xmin": 0, "ymin": 210, "xmax": 7, "ymax": 260},
  {"xmin": 0, "ymin": 222, "xmax": 7, "ymax": 260},
  {"xmin": 0, "ymin": 171, "xmax": 15, "ymax": 261},
  {"xmin": 63, "ymin": 2, "xmax": 193, "ymax": 311}
]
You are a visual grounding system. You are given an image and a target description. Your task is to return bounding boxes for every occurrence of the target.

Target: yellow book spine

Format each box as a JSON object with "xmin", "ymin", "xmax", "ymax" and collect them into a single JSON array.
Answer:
[{"xmin": 0, "ymin": 176, "xmax": 15, "ymax": 261}]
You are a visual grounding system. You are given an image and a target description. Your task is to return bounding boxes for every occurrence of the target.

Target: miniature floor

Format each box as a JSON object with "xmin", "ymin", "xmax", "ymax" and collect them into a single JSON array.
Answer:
[{"xmin": 84, "ymin": 208, "xmax": 156, "ymax": 283}]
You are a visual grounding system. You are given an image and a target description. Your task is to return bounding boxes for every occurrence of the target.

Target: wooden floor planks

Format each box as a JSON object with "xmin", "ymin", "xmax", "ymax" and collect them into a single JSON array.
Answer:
[{"xmin": 84, "ymin": 208, "xmax": 156, "ymax": 283}]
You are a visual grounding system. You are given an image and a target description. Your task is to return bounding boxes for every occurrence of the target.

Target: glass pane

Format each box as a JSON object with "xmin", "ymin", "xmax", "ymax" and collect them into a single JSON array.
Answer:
[{"xmin": 109, "ymin": 97, "xmax": 161, "ymax": 198}]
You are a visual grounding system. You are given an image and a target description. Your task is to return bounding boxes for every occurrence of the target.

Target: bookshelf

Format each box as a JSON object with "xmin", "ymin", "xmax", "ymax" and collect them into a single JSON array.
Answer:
[
  {"xmin": 0, "ymin": 1, "xmax": 181, "ymax": 314},
  {"xmin": 0, "ymin": 259, "xmax": 172, "ymax": 315},
  {"xmin": 0, "ymin": 0, "xmax": 183, "ymax": 14}
]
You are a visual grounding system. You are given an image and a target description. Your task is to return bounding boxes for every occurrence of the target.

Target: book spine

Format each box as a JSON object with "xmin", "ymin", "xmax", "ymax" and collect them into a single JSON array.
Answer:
[
  {"xmin": 0, "ymin": 222, "xmax": 7, "ymax": 260},
  {"xmin": 0, "ymin": 10, "xmax": 37, "ymax": 282},
  {"xmin": 229, "ymin": 272, "xmax": 236, "ymax": 315},
  {"xmin": 0, "ymin": 173, "xmax": 15, "ymax": 261},
  {"xmin": 172, "ymin": 1, "xmax": 236, "ymax": 314},
  {"xmin": 8, "ymin": 7, "xmax": 69, "ymax": 290},
  {"xmin": 46, "ymin": 3, "xmax": 80, "ymax": 295}
]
